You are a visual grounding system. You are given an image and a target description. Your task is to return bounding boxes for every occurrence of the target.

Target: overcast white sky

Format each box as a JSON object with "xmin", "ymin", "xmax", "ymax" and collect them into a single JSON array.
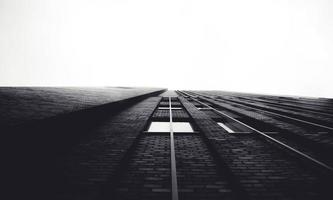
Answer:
[{"xmin": 1, "ymin": 0, "xmax": 332, "ymax": 97}]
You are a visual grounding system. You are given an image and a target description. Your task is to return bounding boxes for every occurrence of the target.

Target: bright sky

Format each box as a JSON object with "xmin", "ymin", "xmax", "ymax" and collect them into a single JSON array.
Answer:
[{"xmin": 1, "ymin": 0, "xmax": 332, "ymax": 97}]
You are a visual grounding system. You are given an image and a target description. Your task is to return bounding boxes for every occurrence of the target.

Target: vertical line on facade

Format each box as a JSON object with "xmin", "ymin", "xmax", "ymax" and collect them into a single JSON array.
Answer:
[{"xmin": 169, "ymin": 97, "xmax": 179, "ymax": 200}]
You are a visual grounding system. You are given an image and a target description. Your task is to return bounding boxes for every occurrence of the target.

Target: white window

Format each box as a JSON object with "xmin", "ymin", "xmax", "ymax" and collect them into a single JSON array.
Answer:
[
  {"xmin": 158, "ymin": 107, "xmax": 182, "ymax": 110},
  {"xmin": 198, "ymin": 107, "xmax": 212, "ymax": 110},
  {"xmin": 158, "ymin": 107, "xmax": 170, "ymax": 110},
  {"xmin": 172, "ymin": 122, "xmax": 194, "ymax": 133},
  {"xmin": 217, "ymin": 122, "xmax": 234, "ymax": 133},
  {"xmin": 147, "ymin": 122, "xmax": 194, "ymax": 133},
  {"xmin": 147, "ymin": 122, "xmax": 170, "ymax": 132}
]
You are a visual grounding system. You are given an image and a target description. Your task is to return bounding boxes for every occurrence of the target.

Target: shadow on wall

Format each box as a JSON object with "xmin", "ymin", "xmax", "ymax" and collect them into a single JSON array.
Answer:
[{"xmin": 2, "ymin": 88, "xmax": 166, "ymax": 199}]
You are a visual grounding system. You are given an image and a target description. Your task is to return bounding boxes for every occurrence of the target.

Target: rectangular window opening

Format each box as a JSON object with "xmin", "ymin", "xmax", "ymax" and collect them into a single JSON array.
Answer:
[
  {"xmin": 158, "ymin": 107, "xmax": 170, "ymax": 110},
  {"xmin": 217, "ymin": 122, "xmax": 235, "ymax": 133},
  {"xmin": 198, "ymin": 107, "xmax": 212, "ymax": 110},
  {"xmin": 147, "ymin": 122, "xmax": 170, "ymax": 133},
  {"xmin": 158, "ymin": 107, "xmax": 183, "ymax": 110},
  {"xmin": 146, "ymin": 121, "xmax": 195, "ymax": 133},
  {"xmin": 172, "ymin": 122, "xmax": 194, "ymax": 133}
]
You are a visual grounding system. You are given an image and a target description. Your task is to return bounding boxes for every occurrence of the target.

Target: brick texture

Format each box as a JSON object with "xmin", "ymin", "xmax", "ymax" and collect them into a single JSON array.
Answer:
[
  {"xmin": 56, "ymin": 97, "xmax": 161, "ymax": 199},
  {"xmin": 180, "ymin": 96, "xmax": 329, "ymax": 200},
  {"xmin": 175, "ymin": 134, "xmax": 234, "ymax": 200},
  {"xmin": 114, "ymin": 135, "xmax": 171, "ymax": 200}
]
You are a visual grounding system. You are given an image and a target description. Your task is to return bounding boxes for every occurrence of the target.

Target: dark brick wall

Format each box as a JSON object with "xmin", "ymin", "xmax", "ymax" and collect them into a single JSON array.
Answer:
[
  {"xmin": 0, "ymin": 87, "xmax": 164, "ymax": 127},
  {"xmin": 179, "ymin": 96, "xmax": 330, "ymax": 200},
  {"xmin": 55, "ymin": 97, "xmax": 161, "ymax": 199},
  {"xmin": 175, "ymin": 134, "xmax": 234, "ymax": 200},
  {"xmin": 3, "ymin": 89, "xmax": 332, "ymax": 200},
  {"xmin": 223, "ymin": 96, "xmax": 333, "ymax": 126},
  {"xmin": 172, "ymin": 109, "xmax": 189, "ymax": 120},
  {"xmin": 200, "ymin": 97, "xmax": 333, "ymax": 151},
  {"xmin": 152, "ymin": 109, "xmax": 170, "ymax": 120},
  {"xmin": 114, "ymin": 135, "xmax": 171, "ymax": 200}
]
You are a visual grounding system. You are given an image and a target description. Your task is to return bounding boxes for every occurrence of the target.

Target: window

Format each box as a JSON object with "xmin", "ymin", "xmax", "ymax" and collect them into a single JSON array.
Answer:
[
  {"xmin": 217, "ymin": 122, "xmax": 234, "ymax": 133},
  {"xmin": 172, "ymin": 122, "xmax": 194, "ymax": 133},
  {"xmin": 147, "ymin": 122, "xmax": 194, "ymax": 133},
  {"xmin": 147, "ymin": 122, "xmax": 170, "ymax": 132},
  {"xmin": 158, "ymin": 107, "xmax": 182, "ymax": 110},
  {"xmin": 148, "ymin": 97, "xmax": 194, "ymax": 134},
  {"xmin": 198, "ymin": 107, "xmax": 212, "ymax": 110},
  {"xmin": 158, "ymin": 107, "xmax": 170, "ymax": 110}
]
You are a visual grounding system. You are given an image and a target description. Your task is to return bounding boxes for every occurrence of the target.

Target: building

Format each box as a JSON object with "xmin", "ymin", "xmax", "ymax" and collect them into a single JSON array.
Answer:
[{"xmin": 1, "ymin": 87, "xmax": 332, "ymax": 200}]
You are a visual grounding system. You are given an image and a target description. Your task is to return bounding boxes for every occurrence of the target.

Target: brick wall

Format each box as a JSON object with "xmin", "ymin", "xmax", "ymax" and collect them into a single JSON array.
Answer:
[
  {"xmin": 180, "ymin": 96, "xmax": 329, "ymax": 199},
  {"xmin": 56, "ymin": 97, "xmax": 161, "ymax": 199}
]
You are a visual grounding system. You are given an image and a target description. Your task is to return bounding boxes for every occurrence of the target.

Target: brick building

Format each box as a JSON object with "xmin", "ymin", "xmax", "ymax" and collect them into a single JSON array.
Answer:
[{"xmin": 1, "ymin": 88, "xmax": 332, "ymax": 200}]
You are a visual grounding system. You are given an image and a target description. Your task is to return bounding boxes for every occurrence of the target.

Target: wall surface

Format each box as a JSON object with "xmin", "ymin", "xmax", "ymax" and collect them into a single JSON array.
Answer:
[{"xmin": 0, "ymin": 87, "xmax": 164, "ymax": 126}]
